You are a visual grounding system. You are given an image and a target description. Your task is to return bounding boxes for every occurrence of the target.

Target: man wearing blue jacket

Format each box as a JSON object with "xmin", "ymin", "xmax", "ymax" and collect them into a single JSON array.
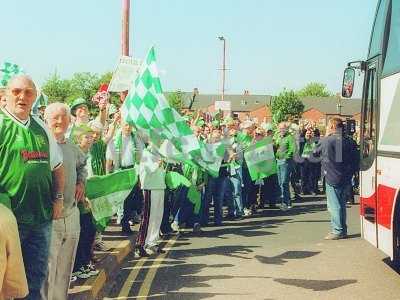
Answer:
[{"xmin": 315, "ymin": 118, "xmax": 358, "ymax": 240}]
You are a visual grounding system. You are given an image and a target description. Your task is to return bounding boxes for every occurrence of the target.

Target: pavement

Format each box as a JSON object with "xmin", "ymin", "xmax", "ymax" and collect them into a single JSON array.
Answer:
[
  {"xmin": 68, "ymin": 221, "xmax": 138, "ymax": 300},
  {"xmin": 97, "ymin": 195, "xmax": 400, "ymax": 300}
]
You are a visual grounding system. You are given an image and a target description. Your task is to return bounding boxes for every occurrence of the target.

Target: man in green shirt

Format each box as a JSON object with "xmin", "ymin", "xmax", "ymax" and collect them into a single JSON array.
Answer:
[
  {"xmin": 0, "ymin": 75, "xmax": 64, "ymax": 299},
  {"xmin": 274, "ymin": 122, "xmax": 296, "ymax": 210}
]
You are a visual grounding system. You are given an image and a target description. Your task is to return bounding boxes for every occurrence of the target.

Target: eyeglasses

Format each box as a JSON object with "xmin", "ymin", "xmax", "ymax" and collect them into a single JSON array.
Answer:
[{"xmin": 10, "ymin": 88, "xmax": 36, "ymax": 100}]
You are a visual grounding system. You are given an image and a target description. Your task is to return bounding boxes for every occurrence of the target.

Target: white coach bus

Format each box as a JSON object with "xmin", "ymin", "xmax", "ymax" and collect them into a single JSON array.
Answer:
[{"xmin": 343, "ymin": 0, "xmax": 400, "ymax": 265}]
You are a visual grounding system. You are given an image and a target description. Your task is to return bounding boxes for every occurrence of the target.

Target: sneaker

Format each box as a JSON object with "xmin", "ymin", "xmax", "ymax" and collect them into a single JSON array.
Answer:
[
  {"xmin": 94, "ymin": 240, "xmax": 109, "ymax": 252},
  {"xmin": 85, "ymin": 264, "xmax": 100, "ymax": 277},
  {"xmin": 135, "ymin": 246, "xmax": 150, "ymax": 258},
  {"xmin": 287, "ymin": 205, "xmax": 292, "ymax": 209},
  {"xmin": 70, "ymin": 275, "xmax": 77, "ymax": 283},
  {"xmin": 280, "ymin": 203, "xmax": 288, "ymax": 211},
  {"xmin": 324, "ymin": 233, "xmax": 346, "ymax": 240},
  {"xmin": 171, "ymin": 222, "xmax": 181, "ymax": 232},
  {"xmin": 193, "ymin": 223, "xmax": 202, "ymax": 233},
  {"xmin": 146, "ymin": 245, "xmax": 165, "ymax": 255},
  {"xmin": 72, "ymin": 267, "xmax": 91, "ymax": 279},
  {"xmin": 243, "ymin": 208, "xmax": 252, "ymax": 217}
]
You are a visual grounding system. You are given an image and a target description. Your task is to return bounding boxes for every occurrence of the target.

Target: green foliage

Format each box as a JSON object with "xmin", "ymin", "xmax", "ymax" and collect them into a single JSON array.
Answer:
[
  {"xmin": 167, "ymin": 90, "xmax": 184, "ymax": 111},
  {"xmin": 297, "ymin": 82, "xmax": 333, "ymax": 98},
  {"xmin": 271, "ymin": 89, "xmax": 304, "ymax": 124},
  {"xmin": 68, "ymin": 72, "xmax": 100, "ymax": 103},
  {"xmin": 41, "ymin": 72, "xmax": 71, "ymax": 103},
  {"xmin": 41, "ymin": 71, "xmax": 121, "ymax": 108}
]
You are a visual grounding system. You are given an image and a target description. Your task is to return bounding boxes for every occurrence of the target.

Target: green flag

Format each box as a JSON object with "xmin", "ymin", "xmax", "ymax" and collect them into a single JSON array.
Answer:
[
  {"xmin": 165, "ymin": 171, "xmax": 192, "ymax": 190},
  {"xmin": 122, "ymin": 47, "xmax": 200, "ymax": 156},
  {"xmin": 197, "ymin": 141, "xmax": 226, "ymax": 178},
  {"xmin": 85, "ymin": 168, "xmax": 138, "ymax": 221},
  {"xmin": 0, "ymin": 61, "xmax": 24, "ymax": 87},
  {"xmin": 244, "ymin": 137, "xmax": 277, "ymax": 181},
  {"xmin": 187, "ymin": 185, "xmax": 201, "ymax": 215}
]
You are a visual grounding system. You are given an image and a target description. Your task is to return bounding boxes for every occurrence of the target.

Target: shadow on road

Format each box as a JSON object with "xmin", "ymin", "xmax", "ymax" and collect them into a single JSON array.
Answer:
[
  {"xmin": 255, "ymin": 250, "xmax": 321, "ymax": 265},
  {"xmin": 273, "ymin": 278, "xmax": 357, "ymax": 291},
  {"xmin": 170, "ymin": 244, "xmax": 260, "ymax": 260},
  {"xmin": 147, "ymin": 262, "xmax": 271, "ymax": 300},
  {"xmin": 345, "ymin": 233, "xmax": 361, "ymax": 239}
]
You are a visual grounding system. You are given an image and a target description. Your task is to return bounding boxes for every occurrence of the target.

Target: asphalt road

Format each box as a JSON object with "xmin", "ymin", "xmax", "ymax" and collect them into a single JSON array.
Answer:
[{"xmin": 104, "ymin": 195, "xmax": 400, "ymax": 300}]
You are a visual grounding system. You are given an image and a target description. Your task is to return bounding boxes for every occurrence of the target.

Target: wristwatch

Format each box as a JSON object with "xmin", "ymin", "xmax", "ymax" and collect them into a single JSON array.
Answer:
[{"xmin": 55, "ymin": 192, "xmax": 64, "ymax": 201}]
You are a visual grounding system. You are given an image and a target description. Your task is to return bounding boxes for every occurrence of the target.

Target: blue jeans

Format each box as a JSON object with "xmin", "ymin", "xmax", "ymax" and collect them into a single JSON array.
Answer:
[
  {"xmin": 325, "ymin": 182, "xmax": 347, "ymax": 235},
  {"xmin": 277, "ymin": 159, "xmax": 293, "ymax": 206},
  {"xmin": 18, "ymin": 221, "xmax": 52, "ymax": 300},
  {"xmin": 206, "ymin": 175, "xmax": 229, "ymax": 225},
  {"xmin": 241, "ymin": 166, "xmax": 258, "ymax": 209},
  {"xmin": 227, "ymin": 174, "xmax": 244, "ymax": 217}
]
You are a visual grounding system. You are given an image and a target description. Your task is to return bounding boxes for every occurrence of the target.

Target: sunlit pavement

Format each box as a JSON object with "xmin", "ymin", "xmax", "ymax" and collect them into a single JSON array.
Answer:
[{"xmin": 104, "ymin": 195, "xmax": 400, "ymax": 300}]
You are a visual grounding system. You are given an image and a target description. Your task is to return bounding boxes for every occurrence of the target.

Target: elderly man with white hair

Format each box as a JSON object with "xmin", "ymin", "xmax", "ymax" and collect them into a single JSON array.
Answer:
[
  {"xmin": 40, "ymin": 103, "xmax": 87, "ymax": 300},
  {"xmin": 0, "ymin": 75, "xmax": 64, "ymax": 299}
]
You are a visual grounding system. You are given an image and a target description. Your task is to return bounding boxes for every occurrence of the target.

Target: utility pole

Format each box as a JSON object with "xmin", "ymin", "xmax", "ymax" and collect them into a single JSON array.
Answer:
[
  {"xmin": 122, "ymin": 0, "xmax": 130, "ymax": 56},
  {"xmin": 120, "ymin": 0, "xmax": 130, "ymax": 102},
  {"xmin": 218, "ymin": 36, "xmax": 226, "ymax": 101}
]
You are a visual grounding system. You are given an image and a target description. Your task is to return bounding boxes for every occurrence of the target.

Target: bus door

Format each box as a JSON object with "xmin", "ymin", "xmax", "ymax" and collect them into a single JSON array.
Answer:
[{"xmin": 360, "ymin": 60, "xmax": 378, "ymax": 247}]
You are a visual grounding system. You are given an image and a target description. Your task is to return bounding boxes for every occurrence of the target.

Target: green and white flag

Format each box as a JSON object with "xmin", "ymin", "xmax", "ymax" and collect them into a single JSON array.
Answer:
[
  {"xmin": 85, "ymin": 168, "xmax": 138, "ymax": 221},
  {"xmin": 122, "ymin": 47, "xmax": 200, "ymax": 157},
  {"xmin": 0, "ymin": 61, "xmax": 24, "ymax": 87},
  {"xmin": 197, "ymin": 141, "xmax": 226, "ymax": 177},
  {"xmin": 244, "ymin": 137, "xmax": 277, "ymax": 181}
]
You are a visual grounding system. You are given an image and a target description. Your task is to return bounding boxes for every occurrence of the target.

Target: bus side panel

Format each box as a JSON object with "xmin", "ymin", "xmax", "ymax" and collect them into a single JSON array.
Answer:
[
  {"xmin": 376, "ymin": 156, "xmax": 399, "ymax": 258},
  {"xmin": 360, "ymin": 161, "xmax": 378, "ymax": 247}
]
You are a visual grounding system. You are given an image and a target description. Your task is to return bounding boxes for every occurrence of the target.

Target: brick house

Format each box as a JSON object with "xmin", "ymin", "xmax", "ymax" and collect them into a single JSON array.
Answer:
[
  {"xmin": 176, "ymin": 92, "xmax": 361, "ymax": 125},
  {"xmin": 300, "ymin": 96, "xmax": 362, "ymax": 126},
  {"xmin": 179, "ymin": 91, "xmax": 273, "ymax": 122}
]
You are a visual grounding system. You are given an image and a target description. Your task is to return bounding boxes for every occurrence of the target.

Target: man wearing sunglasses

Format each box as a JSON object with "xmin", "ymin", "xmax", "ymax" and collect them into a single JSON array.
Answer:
[{"xmin": 0, "ymin": 75, "xmax": 64, "ymax": 299}]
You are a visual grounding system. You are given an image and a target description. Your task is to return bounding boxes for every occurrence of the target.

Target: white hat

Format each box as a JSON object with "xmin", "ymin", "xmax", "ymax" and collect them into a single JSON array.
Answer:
[
  {"xmin": 261, "ymin": 122, "xmax": 273, "ymax": 131},
  {"xmin": 241, "ymin": 120, "xmax": 254, "ymax": 129},
  {"xmin": 89, "ymin": 120, "xmax": 104, "ymax": 132}
]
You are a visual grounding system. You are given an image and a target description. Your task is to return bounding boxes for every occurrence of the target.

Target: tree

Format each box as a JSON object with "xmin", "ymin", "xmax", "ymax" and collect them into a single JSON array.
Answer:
[
  {"xmin": 167, "ymin": 90, "xmax": 184, "ymax": 111},
  {"xmin": 297, "ymin": 82, "xmax": 333, "ymax": 98},
  {"xmin": 67, "ymin": 72, "xmax": 101, "ymax": 103},
  {"xmin": 271, "ymin": 89, "xmax": 304, "ymax": 124},
  {"xmin": 41, "ymin": 71, "xmax": 118, "ymax": 104},
  {"xmin": 41, "ymin": 72, "xmax": 72, "ymax": 103}
]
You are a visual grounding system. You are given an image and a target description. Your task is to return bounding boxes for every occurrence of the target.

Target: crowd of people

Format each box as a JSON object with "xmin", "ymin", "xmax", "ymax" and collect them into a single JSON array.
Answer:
[{"xmin": 0, "ymin": 75, "xmax": 359, "ymax": 300}]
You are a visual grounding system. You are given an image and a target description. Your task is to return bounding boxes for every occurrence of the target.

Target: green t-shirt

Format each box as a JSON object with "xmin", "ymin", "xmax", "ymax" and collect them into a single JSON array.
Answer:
[
  {"xmin": 274, "ymin": 133, "xmax": 296, "ymax": 160},
  {"xmin": 0, "ymin": 109, "xmax": 54, "ymax": 226}
]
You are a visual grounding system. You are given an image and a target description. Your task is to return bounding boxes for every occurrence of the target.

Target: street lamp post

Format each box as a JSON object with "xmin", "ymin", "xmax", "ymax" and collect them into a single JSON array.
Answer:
[{"xmin": 218, "ymin": 36, "xmax": 226, "ymax": 101}]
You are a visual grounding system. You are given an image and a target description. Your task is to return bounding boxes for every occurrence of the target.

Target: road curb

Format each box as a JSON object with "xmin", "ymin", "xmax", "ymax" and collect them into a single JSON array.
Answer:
[{"xmin": 68, "ymin": 233, "xmax": 137, "ymax": 300}]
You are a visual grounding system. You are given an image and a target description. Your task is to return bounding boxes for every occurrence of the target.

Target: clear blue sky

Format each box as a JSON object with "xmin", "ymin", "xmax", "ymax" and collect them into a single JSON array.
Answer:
[{"xmin": 1, "ymin": 0, "xmax": 378, "ymax": 95}]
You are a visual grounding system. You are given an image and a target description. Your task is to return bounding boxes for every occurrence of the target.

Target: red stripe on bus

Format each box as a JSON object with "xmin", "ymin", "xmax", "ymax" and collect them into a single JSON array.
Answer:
[
  {"xmin": 377, "ymin": 185, "xmax": 396, "ymax": 230},
  {"xmin": 360, "ymin": 192, "xmax": 376, "ymax": 216},
  {"xmin": 360, "ymin": 184, "xmax": 397, "ymax": 230}
]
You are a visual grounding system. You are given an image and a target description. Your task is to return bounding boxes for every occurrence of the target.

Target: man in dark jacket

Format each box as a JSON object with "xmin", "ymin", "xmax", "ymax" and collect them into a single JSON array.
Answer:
[{"xmin": 314, "ymin": 118, "xmax": 358, "ymax": 240}]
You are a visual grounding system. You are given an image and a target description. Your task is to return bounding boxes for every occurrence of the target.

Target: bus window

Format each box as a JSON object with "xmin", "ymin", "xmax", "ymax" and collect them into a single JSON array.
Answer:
[
  {"xmin": 383, "ymin": 0, "xmax": 400, "ymax": 76},
  {"xmin": 368, "ymin": 0, "xmax": 389, "ymax": 59},
  {"xmin": 361, "ymin": 66, "xmax": 377, "ymax": 169}
]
